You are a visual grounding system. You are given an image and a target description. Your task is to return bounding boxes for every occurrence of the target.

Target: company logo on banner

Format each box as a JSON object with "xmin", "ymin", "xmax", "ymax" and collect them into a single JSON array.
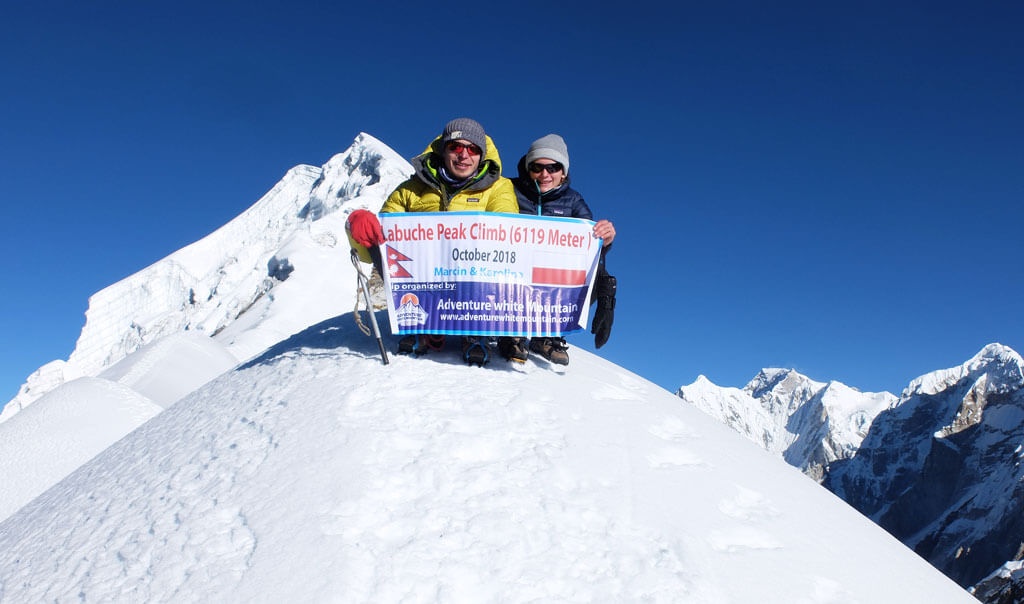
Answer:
[{"xmin": 378, "ymin": 212, "xmax": 602, "ymax": 337}]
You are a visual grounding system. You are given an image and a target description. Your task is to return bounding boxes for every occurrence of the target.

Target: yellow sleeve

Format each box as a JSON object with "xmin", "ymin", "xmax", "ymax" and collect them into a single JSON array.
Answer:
[
  {"xmin": 486, "ymin": 178, "xmax": 520, "ymax": 214},
  {"xmin": 379, "ymin": 181, "xmax": 413, "ymax": 213}
]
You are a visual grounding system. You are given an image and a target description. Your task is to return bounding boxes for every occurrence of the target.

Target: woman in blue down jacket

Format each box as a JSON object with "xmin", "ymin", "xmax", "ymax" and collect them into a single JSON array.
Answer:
[{"xmin": 500, "ymin": 134, "xmax": 617, "ymax": 366}]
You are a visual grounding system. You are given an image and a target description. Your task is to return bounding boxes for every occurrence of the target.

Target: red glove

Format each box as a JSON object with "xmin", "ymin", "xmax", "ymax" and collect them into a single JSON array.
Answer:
[{"xmin": 347, "ymin": 209, "xmax": 384, "ymax": 247}]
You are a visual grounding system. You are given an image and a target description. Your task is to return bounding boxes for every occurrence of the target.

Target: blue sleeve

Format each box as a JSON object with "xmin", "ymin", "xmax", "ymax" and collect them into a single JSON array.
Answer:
[{"xmin": 573, "ymin": 191, "xmax": 594, "ymax": 220}]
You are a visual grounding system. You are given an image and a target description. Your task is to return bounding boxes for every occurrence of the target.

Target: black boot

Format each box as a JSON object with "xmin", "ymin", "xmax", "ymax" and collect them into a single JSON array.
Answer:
[
  {"xmin": 497, "ymin": 337, "xmax": 528, "ymax": 362},
  {"xmin": 398, "ymin": 334, "xmax": 445, "ymax": 355}
]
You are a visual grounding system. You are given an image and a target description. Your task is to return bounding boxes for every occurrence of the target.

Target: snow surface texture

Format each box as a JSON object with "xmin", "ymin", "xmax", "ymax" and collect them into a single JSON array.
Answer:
[
  {"xmin": 0, "ymin": 333, "xmax": 236, "ymax": 519},
  {"xmin": 0, "ymin": 133, "xmax": 411, "ymax": 523},
  {"xmin": 0, "ymin": 377, "xmax": 161, "ymax": 520},
  {"xmin": 0, "ymin": 332, "xmax": 973, "ymax": 602},
  {"xmin": 0, "ymin": 133, "xmax": 975, "ymax": 601}
]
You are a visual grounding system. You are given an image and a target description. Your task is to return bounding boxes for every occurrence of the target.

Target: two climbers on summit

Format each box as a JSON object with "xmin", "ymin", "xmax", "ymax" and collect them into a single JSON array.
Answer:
[{"xmin": 346, "ymin": 117, "xmax": 616, "ymax": 367}]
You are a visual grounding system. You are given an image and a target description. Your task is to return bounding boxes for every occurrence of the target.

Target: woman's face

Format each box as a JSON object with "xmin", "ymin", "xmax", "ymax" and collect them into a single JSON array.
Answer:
[
  {"xmin": 528, "ymin": 159, "xmax": 565, "ymax": 193},
  {"xmin": 442, "ymin": 139, "xmax": 482, "ymax": 180}
]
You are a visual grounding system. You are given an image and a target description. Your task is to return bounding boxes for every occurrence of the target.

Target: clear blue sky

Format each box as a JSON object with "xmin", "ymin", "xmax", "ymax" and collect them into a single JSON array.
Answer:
[{"xmin": 2, "ymin": 1, "xmax": 1021, "ymax": 402}]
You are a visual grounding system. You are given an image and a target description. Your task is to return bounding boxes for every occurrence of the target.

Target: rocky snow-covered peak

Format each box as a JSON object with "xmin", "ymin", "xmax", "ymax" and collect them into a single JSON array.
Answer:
[
  {"xmin": 307, "ymin": 132, "xmax": 412, "ymax": 217},
  {"xmin": 680, "ymin": 345, "xmax": 1024, "ymax": 598},
  {"xmin": 744, "ymin": 368, "xmax": 826, "ymax": 416},
  {"xmin": 903, "ymin": 342, "xmax": 1024, "ymax": 398},
  {"xmin": 1, "ymin": 133, "xmax": 413, "ymax": 422},
  {"xmin": 678, "ymin": 375, "xmax": 777, "ymax": 451},
  {"xmin": 678, "ymin": 370, "xmax": 894, "ymax": 480},
  {"xmin": 824, "ymin": 343, "xmax": 1024, "ymax": 593}
]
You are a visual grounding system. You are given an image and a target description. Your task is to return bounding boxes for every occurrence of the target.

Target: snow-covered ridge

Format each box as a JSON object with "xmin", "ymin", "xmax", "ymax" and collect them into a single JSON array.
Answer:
[
  {"xmin": 2, "ymin": 133, "xmax": 412, "ymax": 421},
  {"xmin": 822, "ymin": 343, "xmax": 1024, "ymax": 595},
  {"xmin": 0, "ymin": 337, "xmax": 976, "ymax": 602},
  {"xmin": 0, "ymin": 376, "xmax": 162, "ymax": 520},
  {"xmin": 745, "ymin": 368, "xmax": 826, "ymax": 417},
  {"xmin": 0, "ymin": 126, "xmax": 994, "ymax": 599},
  {"xmin": 902, "ymin": 342, "xmax": 1024, "ymax": 398},
  {"xmin": 678, "ymin": 369, "xmax": 895, "ymax": 479},
  {"xmin": 682, "ymin": 344, "xmax": 1024, "ymax": 599}
]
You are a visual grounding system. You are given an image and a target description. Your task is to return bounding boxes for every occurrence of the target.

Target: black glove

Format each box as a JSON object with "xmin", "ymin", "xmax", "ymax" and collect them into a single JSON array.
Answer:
[{"xmin": 591, "ymin": 274, "xmax": 617, "ymax": 348}]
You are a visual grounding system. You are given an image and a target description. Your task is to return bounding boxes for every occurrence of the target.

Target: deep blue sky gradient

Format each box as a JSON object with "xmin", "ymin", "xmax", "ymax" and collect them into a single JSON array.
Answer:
[{"xmin": 2, "ymin": 1, "xmax": 1021, "ymax": 402}]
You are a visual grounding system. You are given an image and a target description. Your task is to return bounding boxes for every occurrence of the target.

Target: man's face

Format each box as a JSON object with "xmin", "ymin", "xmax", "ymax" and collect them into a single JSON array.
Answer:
[{"xmin": 442, "ymin": 139, "xmax": 482, "ymax": 180}]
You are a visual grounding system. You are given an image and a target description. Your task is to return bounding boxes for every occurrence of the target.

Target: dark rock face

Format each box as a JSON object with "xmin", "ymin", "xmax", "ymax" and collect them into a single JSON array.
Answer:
[
  {"xmin": 972, "ymin": 565, "xmax": 1024, "ymax": 604},
  {"xmin": 824, "ymin": 345, "xmax": 1024, "ymax": 593}
]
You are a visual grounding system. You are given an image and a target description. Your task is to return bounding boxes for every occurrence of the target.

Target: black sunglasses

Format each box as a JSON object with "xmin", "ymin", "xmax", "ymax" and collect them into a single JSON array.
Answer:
[{"xmin": 528, "ymin": 162, "xmax": 563, "ymax": 174}]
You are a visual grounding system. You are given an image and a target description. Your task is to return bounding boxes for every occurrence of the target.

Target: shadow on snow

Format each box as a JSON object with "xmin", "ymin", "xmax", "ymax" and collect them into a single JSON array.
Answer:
[
  {"xmin": 237, "ymin": 311, "xmax": 391, "ymax": 370},
  {"xmin": 237, "ymin": 311, "xmax": 550, "ymax": 374}
]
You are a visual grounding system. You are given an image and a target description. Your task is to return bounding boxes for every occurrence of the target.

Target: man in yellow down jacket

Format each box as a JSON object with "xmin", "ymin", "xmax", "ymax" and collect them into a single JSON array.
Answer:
[{"xmin": 346, "ymin": 117, "xmax": 519, "ymax": 364}]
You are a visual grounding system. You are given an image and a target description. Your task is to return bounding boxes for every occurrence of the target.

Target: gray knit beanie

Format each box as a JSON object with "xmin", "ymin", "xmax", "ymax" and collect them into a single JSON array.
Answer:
[
  {"xmin": 524, "ymin": 134, "xmax": 570, "ymax": 175},
  {"xmin": 441, "ymin": 118, "xmax": 487, "ymax": 154}
]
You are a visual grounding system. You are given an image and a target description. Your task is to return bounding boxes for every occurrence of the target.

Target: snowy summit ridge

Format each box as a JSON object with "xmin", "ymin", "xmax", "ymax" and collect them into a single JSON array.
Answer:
[
  {"xmin": 2, "ymin": 133, "xmax": 412, "ymax": 421},
  {"xmin": 903, "ymin": 342, "xmax": 1024, "ymax": 398},
  {"xmin": 0, "ymin": 330, "xmax": 974, "ymax": 602},
  {"xmin": 0, "ymin": 133, "xmax": 976, "ymax": 601},
  {"xmin": 0, "ymin": 133, "xmax": 412, "ymax": 520}
]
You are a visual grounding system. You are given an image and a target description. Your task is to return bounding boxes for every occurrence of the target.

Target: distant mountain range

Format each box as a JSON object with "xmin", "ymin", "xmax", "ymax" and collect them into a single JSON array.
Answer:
[{"xmin": 678, "ymin": 343, "xmax": 1024, "ymax": 601}]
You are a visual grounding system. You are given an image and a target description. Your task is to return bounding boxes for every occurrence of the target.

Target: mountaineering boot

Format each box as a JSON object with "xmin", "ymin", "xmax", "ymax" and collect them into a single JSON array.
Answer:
[
  {"xmin": 462, "ymin": 336, "xmax": 489, "ymax": 366},
  {"xmin": 398, "ymin": 334, "xmax": 446, "ymax": 355},
  {"xmin": 529, "ymin": 337, "xmax": 569, "ymax": 366},
  {"xmin": 497, "ymin": 337, "xmax": 529, "ymax": 363},
  {"xmin": 397, "ymin": 335, "xmax": 418, "ymax": 355}
]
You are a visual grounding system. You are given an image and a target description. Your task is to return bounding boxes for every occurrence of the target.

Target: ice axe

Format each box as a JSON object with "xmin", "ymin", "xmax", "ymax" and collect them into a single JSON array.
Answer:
[{"xmin": 350, "ymin": 249, "xmax": 389, "ymax": 365}]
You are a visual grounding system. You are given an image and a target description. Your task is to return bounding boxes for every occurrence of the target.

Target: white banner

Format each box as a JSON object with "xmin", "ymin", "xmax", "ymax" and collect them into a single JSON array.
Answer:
[{"xmin": 378, "ymin": 212, "xmax": 603, "ymax": 337}]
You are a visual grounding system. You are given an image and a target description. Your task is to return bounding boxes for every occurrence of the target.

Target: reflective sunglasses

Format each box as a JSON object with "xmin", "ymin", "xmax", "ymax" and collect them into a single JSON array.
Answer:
[
  {"xmin": 529, "ymin": 162, "xmax": 563, "ymax": 174},
  {"xmin": 445, "ymin": 141, "xmax": 482, "ymax": 156}
]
